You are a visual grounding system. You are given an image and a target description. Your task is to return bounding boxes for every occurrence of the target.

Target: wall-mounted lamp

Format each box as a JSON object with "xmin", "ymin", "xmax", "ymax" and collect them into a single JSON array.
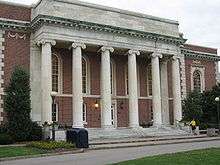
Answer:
[{"xmin": 95, "ymin": 100, "xmax": 99, "ymax": 109}]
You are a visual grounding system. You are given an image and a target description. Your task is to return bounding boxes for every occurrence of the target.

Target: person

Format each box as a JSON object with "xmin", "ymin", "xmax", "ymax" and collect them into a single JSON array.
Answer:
[{"xmin": 190, "ymin": 119, "xmax": 197, "ymax": 135}]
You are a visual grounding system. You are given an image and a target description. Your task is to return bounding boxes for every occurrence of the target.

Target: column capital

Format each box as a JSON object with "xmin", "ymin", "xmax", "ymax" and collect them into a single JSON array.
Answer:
[
  {"xmin": 99, "ymin": 46, "xmax": 114, "ymax": 53},
  {"xmin": 151, "ymin": 52, "xmax": 163, "ymax": 59},
  {"xmin": 72, "ymin": 42, "xmax": 86, "ymax": 49},
  {"xmin": 37, "ymin": 39, "xmax": 56, "ymax": 46},
  {"xmin": 128, "ymin": 49, "xmax": 140, "ymax": 56},
  {"xmin": 172, "ymin": 55, "xmax": 180, "ymax": 61}
]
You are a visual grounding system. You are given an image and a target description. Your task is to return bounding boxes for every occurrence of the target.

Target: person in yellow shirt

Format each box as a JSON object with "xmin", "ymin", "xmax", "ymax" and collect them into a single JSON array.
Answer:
[{"xmin": 190, "ymin": 119, "xmax": 196, "ymax": 135}]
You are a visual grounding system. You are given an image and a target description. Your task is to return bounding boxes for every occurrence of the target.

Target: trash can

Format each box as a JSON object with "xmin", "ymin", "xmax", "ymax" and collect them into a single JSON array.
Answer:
[{"xmin": 66, "ymin": 128, "xmax": 89, "ymax": 148}]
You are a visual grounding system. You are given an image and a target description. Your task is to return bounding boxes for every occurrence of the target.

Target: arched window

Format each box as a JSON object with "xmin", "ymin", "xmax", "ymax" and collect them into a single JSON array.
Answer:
[
  {"xmin": 82, "ymin": 57, "xmax": 88, "ymax": 94},
  {"xmin": 193, "ymin": 70, "xmax": 202, "ymax": 92},
  {"xmin": 52, "ymin": 54, "xmax": 60, "ymax": 92}
]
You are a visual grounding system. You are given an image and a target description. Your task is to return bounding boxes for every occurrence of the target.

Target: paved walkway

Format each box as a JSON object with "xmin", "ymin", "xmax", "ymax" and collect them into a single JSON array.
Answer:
[{"xmin": 2, "ymin": 140, "xmax": 220, "ymax": 165}]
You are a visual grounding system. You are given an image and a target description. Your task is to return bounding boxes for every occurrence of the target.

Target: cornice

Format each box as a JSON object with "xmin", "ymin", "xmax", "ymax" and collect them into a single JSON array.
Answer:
[
  {"xmin": 0, "ymin": 18, "xmax": 30, "ymax": 31},
  {"xmin": 31, "ymin": 15, "xmax": 186, "ymax": 46},
  {"xmin": 181, "ymin": 48, "xmax": 220, "ymax": 61},
  {"xmin": 0, "ymin": 14, "xmax": 186, "ymax": 46}
]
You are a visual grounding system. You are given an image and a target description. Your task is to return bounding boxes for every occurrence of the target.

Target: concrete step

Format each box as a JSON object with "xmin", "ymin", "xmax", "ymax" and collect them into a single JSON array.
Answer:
[
  {"xmin": 89, "ymin": 136, "xmax": 220, "ymax": 150},
  {"xmin": 89, "ymin": 135, "xmax": 207, "ymax": 145}
]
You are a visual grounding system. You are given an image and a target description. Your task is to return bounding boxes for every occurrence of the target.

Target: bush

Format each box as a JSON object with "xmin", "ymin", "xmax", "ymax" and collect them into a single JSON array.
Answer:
[
  {"xmin": 27, "ymin": 141, "xmax": 75, "ymax": 150},
  {"xmin": 0, "ymin": 124, "xmax": 8, "ymax": 134},
  {"xmin": 29, "ymin": 122, "xmax": 43, "ymax": 141},
  {"xmin": 0, "ymin": 133, "xmax": 14, "ymax": 145}
]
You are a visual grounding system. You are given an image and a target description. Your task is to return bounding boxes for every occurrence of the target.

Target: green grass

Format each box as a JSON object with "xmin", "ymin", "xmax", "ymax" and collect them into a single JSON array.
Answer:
[
  {"xmin": 113, "ymin": 148, "xmax": 220, "ymax": 165},
  {"xmin": 0, "ymin": 146, "xmax": 46, "ymax": 158}
]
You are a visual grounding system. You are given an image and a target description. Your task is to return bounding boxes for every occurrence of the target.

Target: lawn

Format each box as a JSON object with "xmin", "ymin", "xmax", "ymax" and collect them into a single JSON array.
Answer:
[
  {"xmin": 113, "ymin": 148, "xmax": 220, "ymax": 165},
  {"xmin": 0, "ymin": 146, "xmax": 46, "ymax": 158}
]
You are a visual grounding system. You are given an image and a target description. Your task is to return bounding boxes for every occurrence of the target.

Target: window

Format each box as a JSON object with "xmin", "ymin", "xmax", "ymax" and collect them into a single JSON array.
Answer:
[
  {"xmin": 125, "ymin": 65, "xmax": 129, "ymax": 95},
  {"xmin": 147, "ymin": 65, "xmax": 152, "ymax": 96},
  {"xmin": 52, "ymin": 54, "xmax": 59, "ymax": 92},
  {"xmin": 82, "ymin": 57, "xmax": 87, "ymax": 94},
  {"xmin": 193, "ymin": 70, "xmax": 201, "ymax": 92},
  {"xmin": 82, "ymin": 103, "xmax": 87, "ymax": 123},
  {"xmin": 110, "ymin": 60, "xmax": 116, "ymax": 95}
]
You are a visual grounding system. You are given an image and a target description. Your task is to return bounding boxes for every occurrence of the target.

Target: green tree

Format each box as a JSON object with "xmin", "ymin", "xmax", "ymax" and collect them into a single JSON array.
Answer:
[
  {"xmin": 182, "ymin": 91, "xmax": 203, "ymax": 124},
  {"xmin": 201, "ymin": 84, "xmax": 220, "ymax": 128},
  {"xmin": 4, "ymin": 67, "xmax": 33, "ymax": 141}
]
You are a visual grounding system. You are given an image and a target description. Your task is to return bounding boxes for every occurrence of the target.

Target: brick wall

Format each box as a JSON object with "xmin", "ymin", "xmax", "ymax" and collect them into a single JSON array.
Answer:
[
  {"xmin": 0, "ymin": 3, "xmax": 31, "ymax": 21},
  {"xmin": 185, "ymin": 59, "xmax": 216, "ymax": 94}
]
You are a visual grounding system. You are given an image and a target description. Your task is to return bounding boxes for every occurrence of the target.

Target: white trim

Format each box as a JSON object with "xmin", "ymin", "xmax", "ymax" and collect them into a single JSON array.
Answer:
[
  {"xmin": 82, "ymin": 103, "xmax": 87, "ymax": 124},
  {"xmin": 52, "ymin": 53, "xmax": 63, "ymax": 94},
  {"xmin": 0, "ymin": 30, "xmax": 4, "ymax": 122},
  {"xmin": 124, "ymin": 64, "xmax": 128, "ymax": 96},
  {"xmin": 191, "ymin": 66, "xmax": 205, "ymax": 92},
  {"xmin": 110, "ymin": 59, "xmax": 117, "ymax": 96},
  {"xmin": 180, "ymin": 54, "xmax": 187, "ymax": 99},
  {"xmin": 82, "ymin": 55, "xmax": 91, "ymax": 95},
  {"xmin": 147, "ymin": 64, "xmax": 152, "ymax": 96},
  {"xmin": 215, "ymin": 61, "xmax": 219, "ymax": 85}
]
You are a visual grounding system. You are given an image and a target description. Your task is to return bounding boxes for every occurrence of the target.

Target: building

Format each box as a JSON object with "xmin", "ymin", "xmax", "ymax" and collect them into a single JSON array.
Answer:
[{"xmin": 0, "ymin": 0, "xmax": 219, "ymax": 130}]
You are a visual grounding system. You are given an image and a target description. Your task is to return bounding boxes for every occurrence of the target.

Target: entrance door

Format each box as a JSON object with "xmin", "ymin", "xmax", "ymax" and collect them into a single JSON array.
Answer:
[{"xmin": 111, "ymin": 103, "xmax": 117, "ymax": 128}]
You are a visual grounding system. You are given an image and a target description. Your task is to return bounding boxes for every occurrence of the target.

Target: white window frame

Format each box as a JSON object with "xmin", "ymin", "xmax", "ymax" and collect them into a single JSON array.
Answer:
[
  {"xmin": 52, "ymin": 53, "xmax": 63, "ymax": 94},
  {"xmin": 110, "ymin": 59, "xmax": 117, "ymax": 96},
  {"xmin": 82, "ymin": 103, "xmax": 87, "ymax": 124},
  {"xmin": 191, "ymin": 66, "xmax": 205, "ymax": 93},
  {"xmin": 82, "ymin": 56, "xmax": 90, "ymax": 95},
  {"xmin": 147, "ymin": 64, "xmax": 152, "ymax": 96}
]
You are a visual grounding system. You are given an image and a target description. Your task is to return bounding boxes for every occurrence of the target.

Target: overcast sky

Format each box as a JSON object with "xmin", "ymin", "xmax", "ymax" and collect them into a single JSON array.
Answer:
[{"xmin": 2, "ymin": 0, "xmax": 220, "ymax": 52}]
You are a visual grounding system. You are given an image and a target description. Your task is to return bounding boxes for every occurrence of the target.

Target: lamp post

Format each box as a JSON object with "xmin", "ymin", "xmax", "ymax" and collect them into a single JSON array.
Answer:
[
  {"xmin": 51, "ymin": 91, "xmax": 58, "ymax": 141},
  {"xmin": 215, "ymin": 97, "xmax": 220, "ymax": 134}
]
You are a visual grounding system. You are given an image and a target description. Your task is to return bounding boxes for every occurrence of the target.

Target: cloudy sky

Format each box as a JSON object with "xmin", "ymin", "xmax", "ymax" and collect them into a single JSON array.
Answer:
[{"xmin": 2, "ymin": 0, "xmax": 220, "ymax": 51}]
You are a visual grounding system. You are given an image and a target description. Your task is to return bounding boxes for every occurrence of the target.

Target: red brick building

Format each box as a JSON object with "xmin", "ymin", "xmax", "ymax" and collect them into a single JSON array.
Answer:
[{"xmin": 0, "ymin": 0, "xmax": 219, "ymax": 129}]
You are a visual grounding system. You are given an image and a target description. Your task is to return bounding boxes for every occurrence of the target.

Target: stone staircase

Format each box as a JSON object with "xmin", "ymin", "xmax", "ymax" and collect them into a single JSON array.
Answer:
[{"xmin": 88, "ymin": 126, "xmax": 190, "ymax": 141}]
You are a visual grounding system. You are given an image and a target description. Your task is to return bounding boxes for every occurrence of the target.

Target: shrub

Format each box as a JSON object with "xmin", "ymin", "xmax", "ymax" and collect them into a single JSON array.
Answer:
[
  {"xmin": 27, "ymin": 141, "xmax": 75, "ymax": 150},
  {"xmin": 0, "ymin": 124, "xmax": 8, "ymax": 134},
  {"xmin": 0, "ymin": 133, "xmax": 14, "ymax": 145},
  {"xmin": 29, "ymin": 122, "xmax": 43, "ymax": 141}
]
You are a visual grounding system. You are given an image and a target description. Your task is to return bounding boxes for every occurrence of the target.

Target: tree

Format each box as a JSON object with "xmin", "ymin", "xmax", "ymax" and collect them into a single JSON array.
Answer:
[
  {"xmin": 4, "ymin": 67, "xmax": 33, "ymax": 141},
  {"xmin": 182, "ymin": 91, "xmax": 203, "ymax": 124},
  {"xmin": 201, "ymin": 84, "xmax": 220, "ymax": 128}
]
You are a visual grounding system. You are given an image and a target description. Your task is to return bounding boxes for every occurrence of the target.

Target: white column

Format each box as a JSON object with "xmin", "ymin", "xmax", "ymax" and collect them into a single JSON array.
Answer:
[
  {"xmin": 38, "ymin": 39, "xmax": 56, "ymax": 123},
  {"xmin": 151, "ymin": 52, "xmax": 163, "ymax": 127},
  {"xmin": 128, "ymin": 50, "xmax": 140, "ymax": 128},
  {"xmin": 100, "ymin": 46, "xmax": 114, "ymax": 129},
  {"xmin": 72, "ymin": 42, "xmax": 86, "ymax": 128},
  {"xmin": 160, "ymin": 60, "xmax": 170, "ymax": 125},
  {"xmin": 172, "ymin": 56, "xmax": 182, "ymax": 124}
]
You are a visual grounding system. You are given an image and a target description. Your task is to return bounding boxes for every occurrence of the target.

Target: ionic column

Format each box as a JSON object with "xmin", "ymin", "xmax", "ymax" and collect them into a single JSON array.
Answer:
[
  {"xmin": 151, "ymin": 52, "xmax": 163, "ymax": 127},
  {"xmin": 100, "ymin": 46, "xmax": 114, "ymax": 128},
  {"xmin": 172, "ymin": 56, "xmax": 182, "ymax": 124},
  {"xmin": 38, "ymin": 39, "xmax": 56, "ymax": 123},
  {"xmin": 160, "ymin": 60, "xmax": 170, "ymax": 125},
  {"xmin": 72, "ymin": 42, "xmax": 86, "ymax": 128},
  {"xmin": 128, "ymin": 50, "xmax": 140, "ymax": 128}
]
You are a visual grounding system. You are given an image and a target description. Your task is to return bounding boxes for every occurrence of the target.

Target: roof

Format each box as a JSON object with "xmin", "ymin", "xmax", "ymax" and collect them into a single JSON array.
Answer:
[{"xmin": 183, "ymin": 44, "xmax": 217, "ymax": 55}]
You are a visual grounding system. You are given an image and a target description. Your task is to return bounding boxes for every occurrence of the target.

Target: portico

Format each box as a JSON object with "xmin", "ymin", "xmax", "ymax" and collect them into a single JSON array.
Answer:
[{"xmin": 30, "ymin": 0, "xmax": 185, "ymax": 129}]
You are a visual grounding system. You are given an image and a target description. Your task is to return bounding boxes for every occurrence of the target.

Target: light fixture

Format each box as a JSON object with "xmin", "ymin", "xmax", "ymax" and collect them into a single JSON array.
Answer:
[
  {"xmin": 215, "ymin": 97, "xmax": 220, "ymax": 102},
  {"xmin": 95, "ymin": 100, "xmax": 99, "ymax": 108}
]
